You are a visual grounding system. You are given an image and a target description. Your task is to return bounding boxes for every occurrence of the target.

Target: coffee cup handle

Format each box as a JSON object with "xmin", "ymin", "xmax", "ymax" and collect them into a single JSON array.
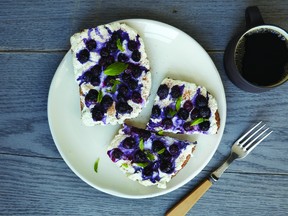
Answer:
[{"xmin": 245, "ymin": 6, "xmax": 264, "ymax": 29}]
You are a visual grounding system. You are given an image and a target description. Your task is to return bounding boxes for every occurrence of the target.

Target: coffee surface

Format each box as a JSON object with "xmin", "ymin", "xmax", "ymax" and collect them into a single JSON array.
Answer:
[{"xmin": 240, "ymin": 31, "xmax": 288, "ymax": 86}]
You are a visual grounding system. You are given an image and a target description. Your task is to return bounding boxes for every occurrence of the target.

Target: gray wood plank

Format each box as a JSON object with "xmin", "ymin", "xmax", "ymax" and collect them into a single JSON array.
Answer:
[
  {"xmin": 0, "ymin": 154, "xmax": 287, "ymax": 215},
  {"xmin": 0, "ymin": 53, "xmax": 287, "ymax": 174},
  {"xmin": 0, "ymin": 0, "xmax": 287, "ymax": 51}
]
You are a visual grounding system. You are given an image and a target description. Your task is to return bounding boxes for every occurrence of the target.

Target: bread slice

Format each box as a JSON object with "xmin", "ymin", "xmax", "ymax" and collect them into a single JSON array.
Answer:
[
  {"xmin": 147, "ymin": 78, "xmax": 220, "ymax": 134},
  {"xmin": 70, "ymin": 22, "xmax": 151, "ymax": 126},
  {"xmin": 107, "ymin": 124, "xmax": 196, "ymax": 188}
]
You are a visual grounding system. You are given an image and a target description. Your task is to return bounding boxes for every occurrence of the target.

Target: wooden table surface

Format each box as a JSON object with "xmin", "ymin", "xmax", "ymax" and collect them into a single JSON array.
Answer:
[{"xmin": 0, "ymin": 1, "xmax": 287, "ymax": 215}]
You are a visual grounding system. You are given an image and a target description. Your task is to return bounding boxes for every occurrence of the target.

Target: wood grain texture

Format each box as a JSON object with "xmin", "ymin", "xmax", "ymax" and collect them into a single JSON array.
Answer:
[
  {"xmin": 0, "ymin": 0, "xmax": 287, "ymax": 51},
  {"xmin": 0, "ymin": 0, "xmax": 288, "ymax": 215}
]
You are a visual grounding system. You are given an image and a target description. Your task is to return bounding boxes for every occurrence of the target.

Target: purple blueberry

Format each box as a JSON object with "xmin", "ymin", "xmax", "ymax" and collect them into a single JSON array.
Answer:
[
  {"xmin": 183, "ymin": 100, "xmax": 193, "ymax": 112},
  {"xmin": 100, "ymin": 47, "xmax": 110, "ymax": 57},
  {"xmin": 85, "ymin": 89, "xmax": 98, "ymax": 106},
  {"xmin": 162, "ymin": 118, "xmax": 173, "ymax": 129},
  {"xmin": 132, "ymin": 92, "xmax": 143, "ymax": 104},
  {"xmin": 121, "ymin": 73, "xmax": 131, "ymax": 82},
  {"xmin": 100, "ymin": 95, "xmax": 113, "ymax": 110},
  {"xmin": 169, "ymin": 144, "xmax": 179, "ymax": 155},
  {"xmin": 171, "ymin": 85, "xmax": 182, "ymax": 99},
  {"xmin": 177, "ymin": 108, "xmax": 189, "ymax": 120},
  {"xmin": 128, "ymin": 40, "xmax": 138, "ymax": 51},
  {"xmin": 91, "ymin": 105, "xmax": 104, "ymax": 121},
  {"xmin": 118, "ymin": 85, "xmax": 129, "ymax": 95},
  {"xmin": 86, "ymin": 39, "xmax": 97, "ymax": 51},
  {"xmin": 90, "ymin": 64, "xmax": 102, "ymax": 77},
  {"xmin": 131, "ymin": 66, "xmax": 142, "ymax": 78},
  {"xmin": 104, "ymin": 76, "xmax": 115, "ymax": 87},
  {"xmin": 143, "ymin": 164, "xmax": 154, "ymax": 176},
  {"xmin": 118, "ymin": 53, "xmax": 129, "ymax": 62},
  {"xmin": 134, "ymin": 150, "xmax": 147, "ymax": 163},
  {"xmin": 106, "ymin": 41, "xmax": 117, "ymax": 52},
  {"xmin": 199, "ymin": 121, "xmax": 210, "ymax": 131},
  {"xmin": 151, "ymin": 105, "xmax": 161, "ymax": 118},
  {"xmin": 127, "ymin": 78, "xmax": 138, "ymax": 90},
  {"xmin": 199, "ymin": 107, "xmax": 211, "ymax": 118},
  {"xmin": 99, "ymin": 56, "xmax": 115, "ymax": 67},
  {"xmin": 195, "ymin": 95, "xmax": 208, "ymax": 107},
  {"xmin": 90, "ymin": 76, "xmax": 101, "ymax": 86},
  {"xmin": 122, "ymin": 137, "xmax": 136, "ymax": 149},
  {"xmin": 116, "ymin": 102, "xmax": 133, "ymax": 114},
  {"xmin": 190, "ymin": 108, "xmax": 200, "ymax": 120},
  {"xmin": 152, "ymin": 140, "xmax": 165, "ymax": 152},
  {"xmin": 160, "ymin": 161, "xmax": 173, "ymax": 173},
  {"xmin": 157, "ymin": 84, "xmax": 169, "ymax": 100},
  {"xmin": 183, "ymin": 122, "xmax": 193, "ymax": 131},
  {"xmin": 77, "ymin": 49, "xmax": 90, "ymax": 64},
  {"xmin": 111, "ymin": 148, "xmax": 123, "ymax": 161},
  {"xmin": 132, "ymin": 50, "xmax": 141, "ymax": 62}
]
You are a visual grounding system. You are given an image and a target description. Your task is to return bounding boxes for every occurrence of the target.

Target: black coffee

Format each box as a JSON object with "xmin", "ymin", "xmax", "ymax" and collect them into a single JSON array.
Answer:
[{"xmin": 237, "ymin": 30, "xmax": 288, "ymax": 86}]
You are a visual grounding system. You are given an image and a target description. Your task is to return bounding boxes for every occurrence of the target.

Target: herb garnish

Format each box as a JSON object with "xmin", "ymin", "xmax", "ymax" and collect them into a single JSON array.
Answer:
[
  {"xmin": 104, "ymin": 62, "xmax": 128, "ymax": 76},
  {"xmin": 116, "ymin": 39, "xmax": 125, "ymax": 52},
  {"xmin": 190, "ymin": 118, "xmax": 208, "ymax": 126},
  {"xmin": 94, "ymin": 157, "xmax": 100, "ymax": 173}
]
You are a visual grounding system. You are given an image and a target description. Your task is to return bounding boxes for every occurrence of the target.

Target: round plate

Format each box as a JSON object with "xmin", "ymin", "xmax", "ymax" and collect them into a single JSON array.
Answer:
[{"xmin": 48, "ymin": 19, "xmax": 226, "ymax": 198}]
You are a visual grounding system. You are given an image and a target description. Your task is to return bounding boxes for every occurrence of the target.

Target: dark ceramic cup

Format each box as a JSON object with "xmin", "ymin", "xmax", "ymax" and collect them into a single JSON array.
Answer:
[{"xmin": 224, "ymin": 6, "xmax": 288, "ymax": 92}]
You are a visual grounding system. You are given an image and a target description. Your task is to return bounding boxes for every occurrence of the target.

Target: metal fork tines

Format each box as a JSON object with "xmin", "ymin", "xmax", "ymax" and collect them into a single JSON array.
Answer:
[{"xmin": 210, "ymin": 121, "xmax": 273, "ymax": 182}]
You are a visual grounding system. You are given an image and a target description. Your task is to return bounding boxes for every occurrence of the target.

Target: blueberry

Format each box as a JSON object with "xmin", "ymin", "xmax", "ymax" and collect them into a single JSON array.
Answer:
[
  {"xmin": 190, "ymin": 108, "xmax": 200, "ymax": 120},
  {"xmin": 177, "ymin": 108, "xmax": 189, "ymax": 120},
  {"xmin": 117, "ymin": 85, "xmax": 128, "ymax": 95},
  {"xmin": 90, "ymin": 64, "xmax": 102, "ymax": 77},
  {"xmin": 159, "ymin": 150, "xmax": 172, "ymax": 161},
  {"xmin": 164, "ymin": 107, "xmax": 176, "ymax": 118},
  {"xmin": 104, "ymin": 76, "xmax": 115, "ymax": 87},
  {"xmin": 162, "ymin": 118, "xmax": 173, "ymax": 129},
  {"xmin": 127, "ymin": 78, "xmax": 138, "ymax": 90},
  {"xmin": 118, "ymin": 53, "xmax": 128, "ymax": 62},
  {"xmin": 116, "ymin": 102, "xmax": 133, "ymax": 114},
  {"xmin": 82, "ymin": 71, "xmax": 93, "ymax": 83},
  {"xmin": 157, "ymin": 84, "xmax": 169, "ymax": 100},
  {"xmin": 160, "ymin": 161, "xmax": 173, "ymax": 173},
  {"xmin": 128, "ymin": 40, "xmax": 138, "ymax": 51},
  {"xmin": 122, "ymin": 137, "xmax": 136, "ymax": 149},
  {"xmin": 195, "ymin": 95, "xmax": 208, "ymax": 107},
  {"xmin": 134, "ymin": 150, "xmax": 147, "ymax": 163},
  {"xmin": 199, "ymin": 121, "xmax": 210, "ymax": 131},
  {"xmin": 169, "ymin": 144, "xmax": 179, "ymax": 155},
  {"xmin": 111, "ymin": 31, "xmax": 120, "ymax": 42},
  {"xmin": 111, "ymin": 148, "xmax": 123, "ymax": 160},
  {"xmin": 86, "ymin": 39, "xmax": 97, "ymax": 51},
  {"xmin": 91, "ymin": 105, "xmax": 104, "ymax": 121},
  {"xmin": 132, "ymin": 50, "xmax": 141, "ymax": 62},
  {"xmin": 137, "ymin": 129, "xmax": 151, "ymax": 141},
  {"xmin": 151, "ymin": 105, "xmax": 161, "ymax": 118},
  {"xmin": 117, "ymin": 93, "xmax": 128, "ymax": 102},
  {"xmin": 199, "ymin": 107, "xmax": 211, "ymax": 118},
  {"xmin": 121, "ymin": 73, "xmax": 131, "ymax": 82},
  {"xmin": 99, "ymin": 56, "xmax": 115, "ymax": 67},
  {"xmin": 90, "ymin": 76, "xmax": 101, "ymax": 86},
  {"xmin": 131, "ymin": 66, "xmax": 142, "ymax": 78},
  {"xmin": 77, "ymin": 49, "xmax": 90, "ymax": 64},
  {"xmin": 183, "ymin": 100, "xmax": 193, "ymax": 112},
  {"xmin": 183, "ymin": 122, "xmax": 193, "ymax": 131},
  {"xmin": 85, "ymin": 89, "xmax": 98, "ymax": 106},
  {"xmin": 106, "ymin": 41, "xmax": 117, "ymax": 52},
  {"xmin": 132, "ymin": 92, "xmax": 142, "ymax": 104},
  {"xmin": 100, "ymin": 47, "xmax": 110, "ymax": 57},
  {"xmin": 171, "ymin": 85, "xmax": 182, "ymax": 99},
  {"xmin": 100, "ymin": 95, "xmax": 113, "ymax": 110},
  {"xmin": 152, "ymin": 140, "xmax": 165, "ymax": 152},
  {"xmin": 143, "ymin": 164, "xmax": 154, "ymax": 176}
]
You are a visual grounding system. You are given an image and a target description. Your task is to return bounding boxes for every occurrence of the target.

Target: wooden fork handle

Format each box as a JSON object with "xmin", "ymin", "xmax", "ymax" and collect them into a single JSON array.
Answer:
[{"xmin": 166, "ymin": 179, "xmax": 212, "ymax": 216}]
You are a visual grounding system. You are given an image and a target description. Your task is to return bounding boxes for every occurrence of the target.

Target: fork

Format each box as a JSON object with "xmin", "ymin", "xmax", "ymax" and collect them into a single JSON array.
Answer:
[{"xmin": 166, "ymin": 121, "xmax": 273, "ymax": 216}]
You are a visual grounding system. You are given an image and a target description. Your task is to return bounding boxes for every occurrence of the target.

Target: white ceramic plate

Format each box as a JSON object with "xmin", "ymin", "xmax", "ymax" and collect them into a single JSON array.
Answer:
[{"xmin": 48, "ymin": 19, "xmax": 226, "ymax": 198}]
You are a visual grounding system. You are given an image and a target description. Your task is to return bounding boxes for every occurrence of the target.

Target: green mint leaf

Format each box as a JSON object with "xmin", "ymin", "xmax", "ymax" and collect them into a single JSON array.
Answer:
[
  {"xmin": 175, "ymin": 96, "xmax": 182, "ymax": 111},
  {"xmin": 104, "ymin": 62, "xmax": 128, "ymax": 76},
  {"xmin": 94, "ymin": 157, "xmax": 100, "ymax": 173},
  {"xmin": 168, "ymin": 109, "xmax": 177, "ymax": 117},
  {"xmin": 121, "ymin": 163, "xmax": 128, "ymax": 169},
  {"xmin": 139, "ymin": 138, "xmax": 144, "ymax": 151},
  {"xmin": 190, "ymin": 118, "xmax": 208, "ymax": 126},
  {"xmin": 144, "ymin": 150, "xmax": 155, "ymax": 161},
  {"xmin": 157, "ymin": 130, "xmax": 164, "ymax": 136},
  {"xmin": 97, "ymin": 90, "xmax": 103, "ymax": 103},
  {"xmin": 116, "ymin": 39, "xmax": 125, "ymax": 52},
  {"xmin": 135, "ymin": 162, "xmax": 149, "ymax": 168},
  {"xmin": 157, "ymin": 148, "xmax": 166, "ymax": 154}
]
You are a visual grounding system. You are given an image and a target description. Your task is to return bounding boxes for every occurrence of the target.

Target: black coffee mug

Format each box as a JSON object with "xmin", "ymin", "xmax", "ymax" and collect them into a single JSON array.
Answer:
[{"xmin": 224, "ymin": 6, "xmax": 288, "ymax": 92}]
